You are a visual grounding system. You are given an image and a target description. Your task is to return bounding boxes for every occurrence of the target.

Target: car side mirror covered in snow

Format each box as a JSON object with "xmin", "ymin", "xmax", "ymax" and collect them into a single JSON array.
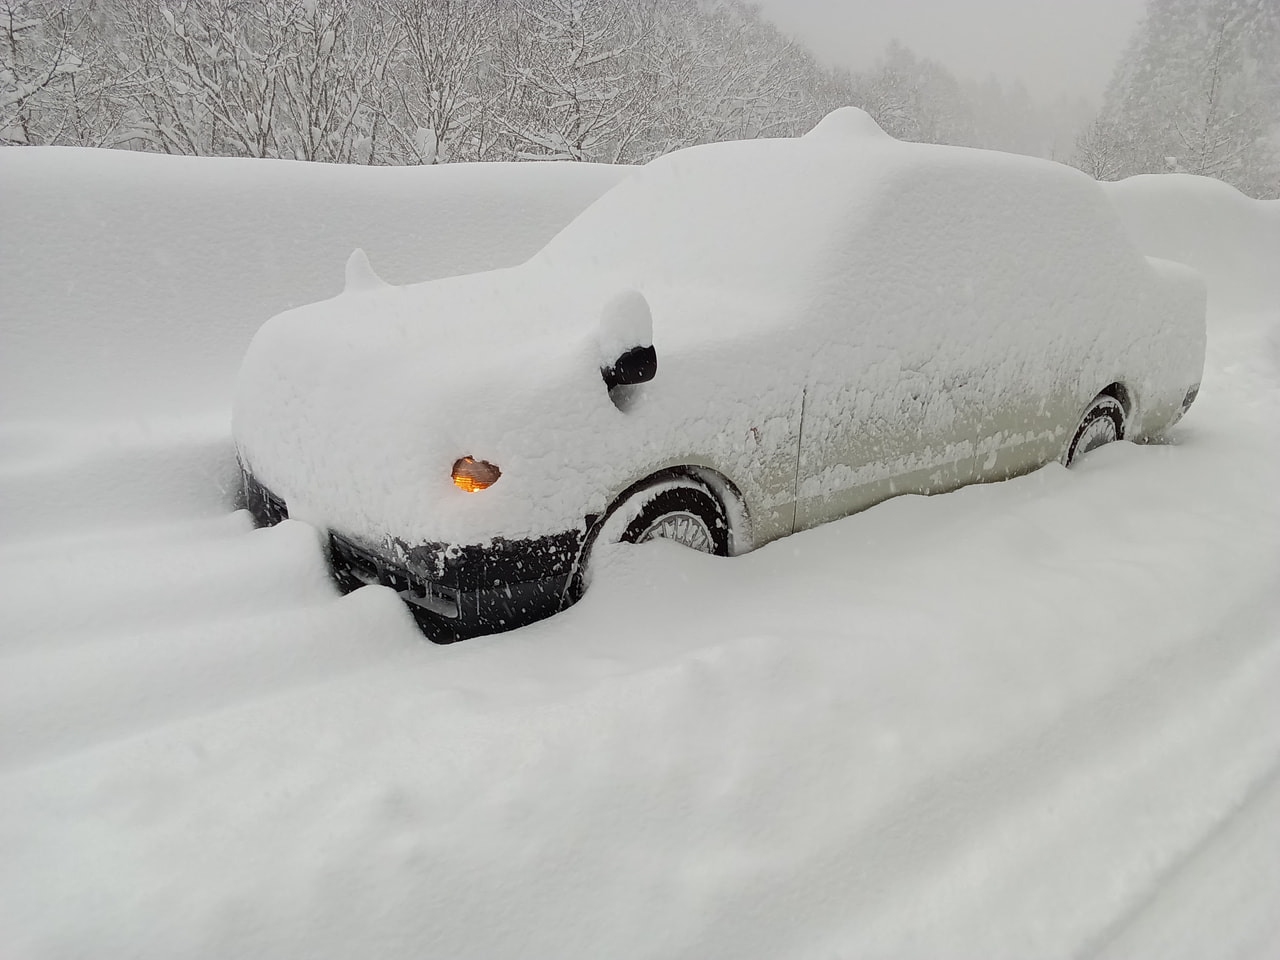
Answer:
[{"xmin": 599, "ymin": 289, "xmax": 657, "ymax": 393}]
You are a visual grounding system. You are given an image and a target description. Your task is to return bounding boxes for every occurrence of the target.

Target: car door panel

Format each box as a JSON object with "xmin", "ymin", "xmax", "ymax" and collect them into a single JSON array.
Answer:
[{"xmin": 793, "ymin": 345, "xmax": 977, "ymax": 532}]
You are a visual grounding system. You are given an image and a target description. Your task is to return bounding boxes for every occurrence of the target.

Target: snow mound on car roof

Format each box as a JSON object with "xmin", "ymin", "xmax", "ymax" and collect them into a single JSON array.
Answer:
[
  {"xmin": 803, "ymin": 105, "xmax": 894, "ymax": 140},
  {"xmin": 1102, "ymin": 174, "xmax": 1280, "ymax": 316}
]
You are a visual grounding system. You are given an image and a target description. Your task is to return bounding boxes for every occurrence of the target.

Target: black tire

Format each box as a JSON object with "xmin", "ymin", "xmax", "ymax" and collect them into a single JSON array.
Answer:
[
  {"xmin": 1065, "ymin": 395, "xmax": 1126, "ymax": 466},
  {"xmin": 567, "ymin": 479, "xmax": 731, "ymax": 606},
  {"xmin": 620, "ymin": 483, "xmax": 731, "ymax": 556}
]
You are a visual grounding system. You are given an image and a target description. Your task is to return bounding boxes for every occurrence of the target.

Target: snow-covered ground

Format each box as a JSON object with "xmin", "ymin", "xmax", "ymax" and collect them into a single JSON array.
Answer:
[{"xmin": 1, "ymin": 150, "xmax": 1278, "ymax": 959}]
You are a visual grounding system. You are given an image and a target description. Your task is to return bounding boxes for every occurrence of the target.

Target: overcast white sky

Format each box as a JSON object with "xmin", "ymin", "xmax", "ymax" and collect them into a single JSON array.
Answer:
[{"xmin": 751, "ymin": 0, "xmax": 1148, "ymax": 103}]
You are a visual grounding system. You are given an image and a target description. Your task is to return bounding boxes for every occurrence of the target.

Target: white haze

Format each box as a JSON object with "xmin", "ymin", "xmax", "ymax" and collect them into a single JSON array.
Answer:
[{"xmin": 752, "ymin": 0, "xmax": 1148, "ymax": 103}]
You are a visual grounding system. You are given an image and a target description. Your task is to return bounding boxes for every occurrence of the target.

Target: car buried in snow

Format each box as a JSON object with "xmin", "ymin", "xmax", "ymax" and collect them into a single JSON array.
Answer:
[{"xmin": 233, "ymin": 107, "xmax": 1206, "ymax": 642}]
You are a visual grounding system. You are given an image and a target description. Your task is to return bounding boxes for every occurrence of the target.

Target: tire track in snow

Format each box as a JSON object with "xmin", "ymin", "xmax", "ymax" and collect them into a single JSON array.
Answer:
[
  {"xmin": 812, "ymin": 596, "xmax": 1280, "ymax": 959},
  {"xmin": 1083, "ymin": 754, "xmax": 1280, "ymax": 960},
  {"xmin": 0, "ymin": 422, "xmax": 237, "ymax": 542},
  {"xmin": 672, "ymin": 583, "xmax": 1280, "ymax": 960},
  {"xmin": 0, "ymin": 517, "xmax": 332, "ymax": 654},
  {"xmin": 0, "ymin": 509, "xmax": 424, "ymax": 774},
  {"xmin": 0, "ymin": 585, "xmax": 420, "ymax": 775}
]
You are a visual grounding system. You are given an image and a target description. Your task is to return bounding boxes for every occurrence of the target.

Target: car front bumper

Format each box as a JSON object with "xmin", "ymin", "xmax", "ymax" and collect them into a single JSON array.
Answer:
[{"xmin": 239, "ymin": 467, "xmax": 585, "ymax": 642}]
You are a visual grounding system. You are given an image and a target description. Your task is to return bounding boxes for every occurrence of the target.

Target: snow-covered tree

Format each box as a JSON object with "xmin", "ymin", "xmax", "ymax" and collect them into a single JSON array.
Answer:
[
  {"xmin": 376, "ymin": 0, "xmax": 496, "ymax": 163},
  {"xmin": 2, "ymin": 0, "xmax": 1096, "ymax": 172},
  {"xmin": 623, "ymin": 0, "xmax": 826, "ymax": 157},
  {"xmin": 272, "ymin": 0, "xmax": 397, "ymax": 163},
  {"xmin": 1073, "ymin": 116, "xmax": 1129, "ymax": 180},
  {"xmin": 1078, "ymin": 0, "xmax": 1280, "ymax": 197},
  {"xmin": 1, "ymin": 0, "xmax": 91, "ymax": 143},
  {"xmin": 492, "ymin": 0, "xmax": 652, "ymax": 162}
]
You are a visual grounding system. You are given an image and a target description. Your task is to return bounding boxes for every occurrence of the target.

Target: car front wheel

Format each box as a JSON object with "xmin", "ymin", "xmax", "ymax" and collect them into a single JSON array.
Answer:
[
  {"xmin": 567, "ymin": 476, "xmax": 733, "ymax": 605},
  {"xmin": 620, "ymin": 482, "xmax": 730, "ymax": 555}
]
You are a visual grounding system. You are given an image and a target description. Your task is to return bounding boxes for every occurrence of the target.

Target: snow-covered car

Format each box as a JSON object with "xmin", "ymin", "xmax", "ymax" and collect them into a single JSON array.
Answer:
[{"xmin": 233, "ymin": 108, "xmax": 1206, "ymax": 642}]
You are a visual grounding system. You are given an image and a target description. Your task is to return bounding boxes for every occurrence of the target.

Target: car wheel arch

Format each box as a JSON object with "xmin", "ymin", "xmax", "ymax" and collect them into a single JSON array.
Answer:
[
  {"xmin": 1098, "ymin": 381, "xmax": 1134, "ymax": 421},
  {"xmin": 1064, "ymin": 389, "xmax": 1129, "ymax": 466},
  {"xmin": 561, "ymin": 465, "xmax": 750, "ymax": 607}
]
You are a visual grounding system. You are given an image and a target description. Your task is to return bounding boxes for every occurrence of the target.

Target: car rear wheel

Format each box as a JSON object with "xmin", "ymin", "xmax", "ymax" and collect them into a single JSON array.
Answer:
[{"xmin": 1064, "ymin": 394, "xmax": 1126, "ymax": 466}]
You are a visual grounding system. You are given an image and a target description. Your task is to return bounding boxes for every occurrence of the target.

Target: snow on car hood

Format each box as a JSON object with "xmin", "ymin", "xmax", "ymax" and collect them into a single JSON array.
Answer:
[{"xmin": 233, "ymin": 265, "xmax": 623, "ymax": 546}]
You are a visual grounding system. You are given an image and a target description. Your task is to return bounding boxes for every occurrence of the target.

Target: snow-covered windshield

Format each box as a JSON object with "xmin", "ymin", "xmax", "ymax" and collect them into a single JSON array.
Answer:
[{"xmin": 534, "ymin": 134, "xmax": 875, "ymax": 300}]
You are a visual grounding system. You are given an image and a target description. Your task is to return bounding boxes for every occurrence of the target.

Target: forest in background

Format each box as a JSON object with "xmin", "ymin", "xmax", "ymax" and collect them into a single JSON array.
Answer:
[
  {"xmin": 3, "ymin": 0, "xmax": 1277, "ymax": 197},
  {"xmin": 1078, "ymin": 0, "xmax": 1278, "ymax": 198}
]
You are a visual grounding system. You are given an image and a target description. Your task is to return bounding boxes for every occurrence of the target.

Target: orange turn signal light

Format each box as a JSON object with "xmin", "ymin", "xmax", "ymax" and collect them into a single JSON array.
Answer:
[{"xmin": 451, "ymin": 456, "xmax": 501, "ymax": 493}]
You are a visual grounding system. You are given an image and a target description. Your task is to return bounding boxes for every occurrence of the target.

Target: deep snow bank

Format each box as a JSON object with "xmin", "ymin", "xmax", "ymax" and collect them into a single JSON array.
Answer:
[
  {"xmin": 1103, "ymin": 174, "xmax": 1280, "ymax": 316},
  {"xmin": 0, "ymin": 148, "xmax": 627, "ymax": 421}
]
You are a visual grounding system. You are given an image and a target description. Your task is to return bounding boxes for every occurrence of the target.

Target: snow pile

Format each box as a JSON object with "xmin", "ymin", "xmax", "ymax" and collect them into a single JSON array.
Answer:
[
  {"xmin": 1102, "ymin": 174, "xmax": 1280, "ymax": 316},
  {"xmin": 235, "ymin": 112, "xmax": 1202, "ymax": 551},
  {"xmin": 0, "ymin": 147, "xmax": 627, "ymax": 422}
]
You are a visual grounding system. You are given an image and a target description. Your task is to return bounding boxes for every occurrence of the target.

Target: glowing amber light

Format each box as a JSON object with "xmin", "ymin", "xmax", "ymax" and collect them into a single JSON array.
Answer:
[{"xmin": 451, "ymin": 456, "xmax": 501, "ymax": 493}]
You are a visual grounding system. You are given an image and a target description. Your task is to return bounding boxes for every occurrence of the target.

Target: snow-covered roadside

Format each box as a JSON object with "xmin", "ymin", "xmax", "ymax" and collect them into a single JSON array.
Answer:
[{"xmin": 0, "ymin": 157, "xmax": 1277, "ymax": 959}]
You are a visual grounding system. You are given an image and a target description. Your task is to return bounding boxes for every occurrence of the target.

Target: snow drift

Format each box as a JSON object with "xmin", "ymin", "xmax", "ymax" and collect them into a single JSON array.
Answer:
[
  {"xmin": 0, "ymin": 147, "xmax": 627, "ymax": 422},
  {"xmin": 1102, "ymin": 174, "xmax": 1280, "ymax": 316}
]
